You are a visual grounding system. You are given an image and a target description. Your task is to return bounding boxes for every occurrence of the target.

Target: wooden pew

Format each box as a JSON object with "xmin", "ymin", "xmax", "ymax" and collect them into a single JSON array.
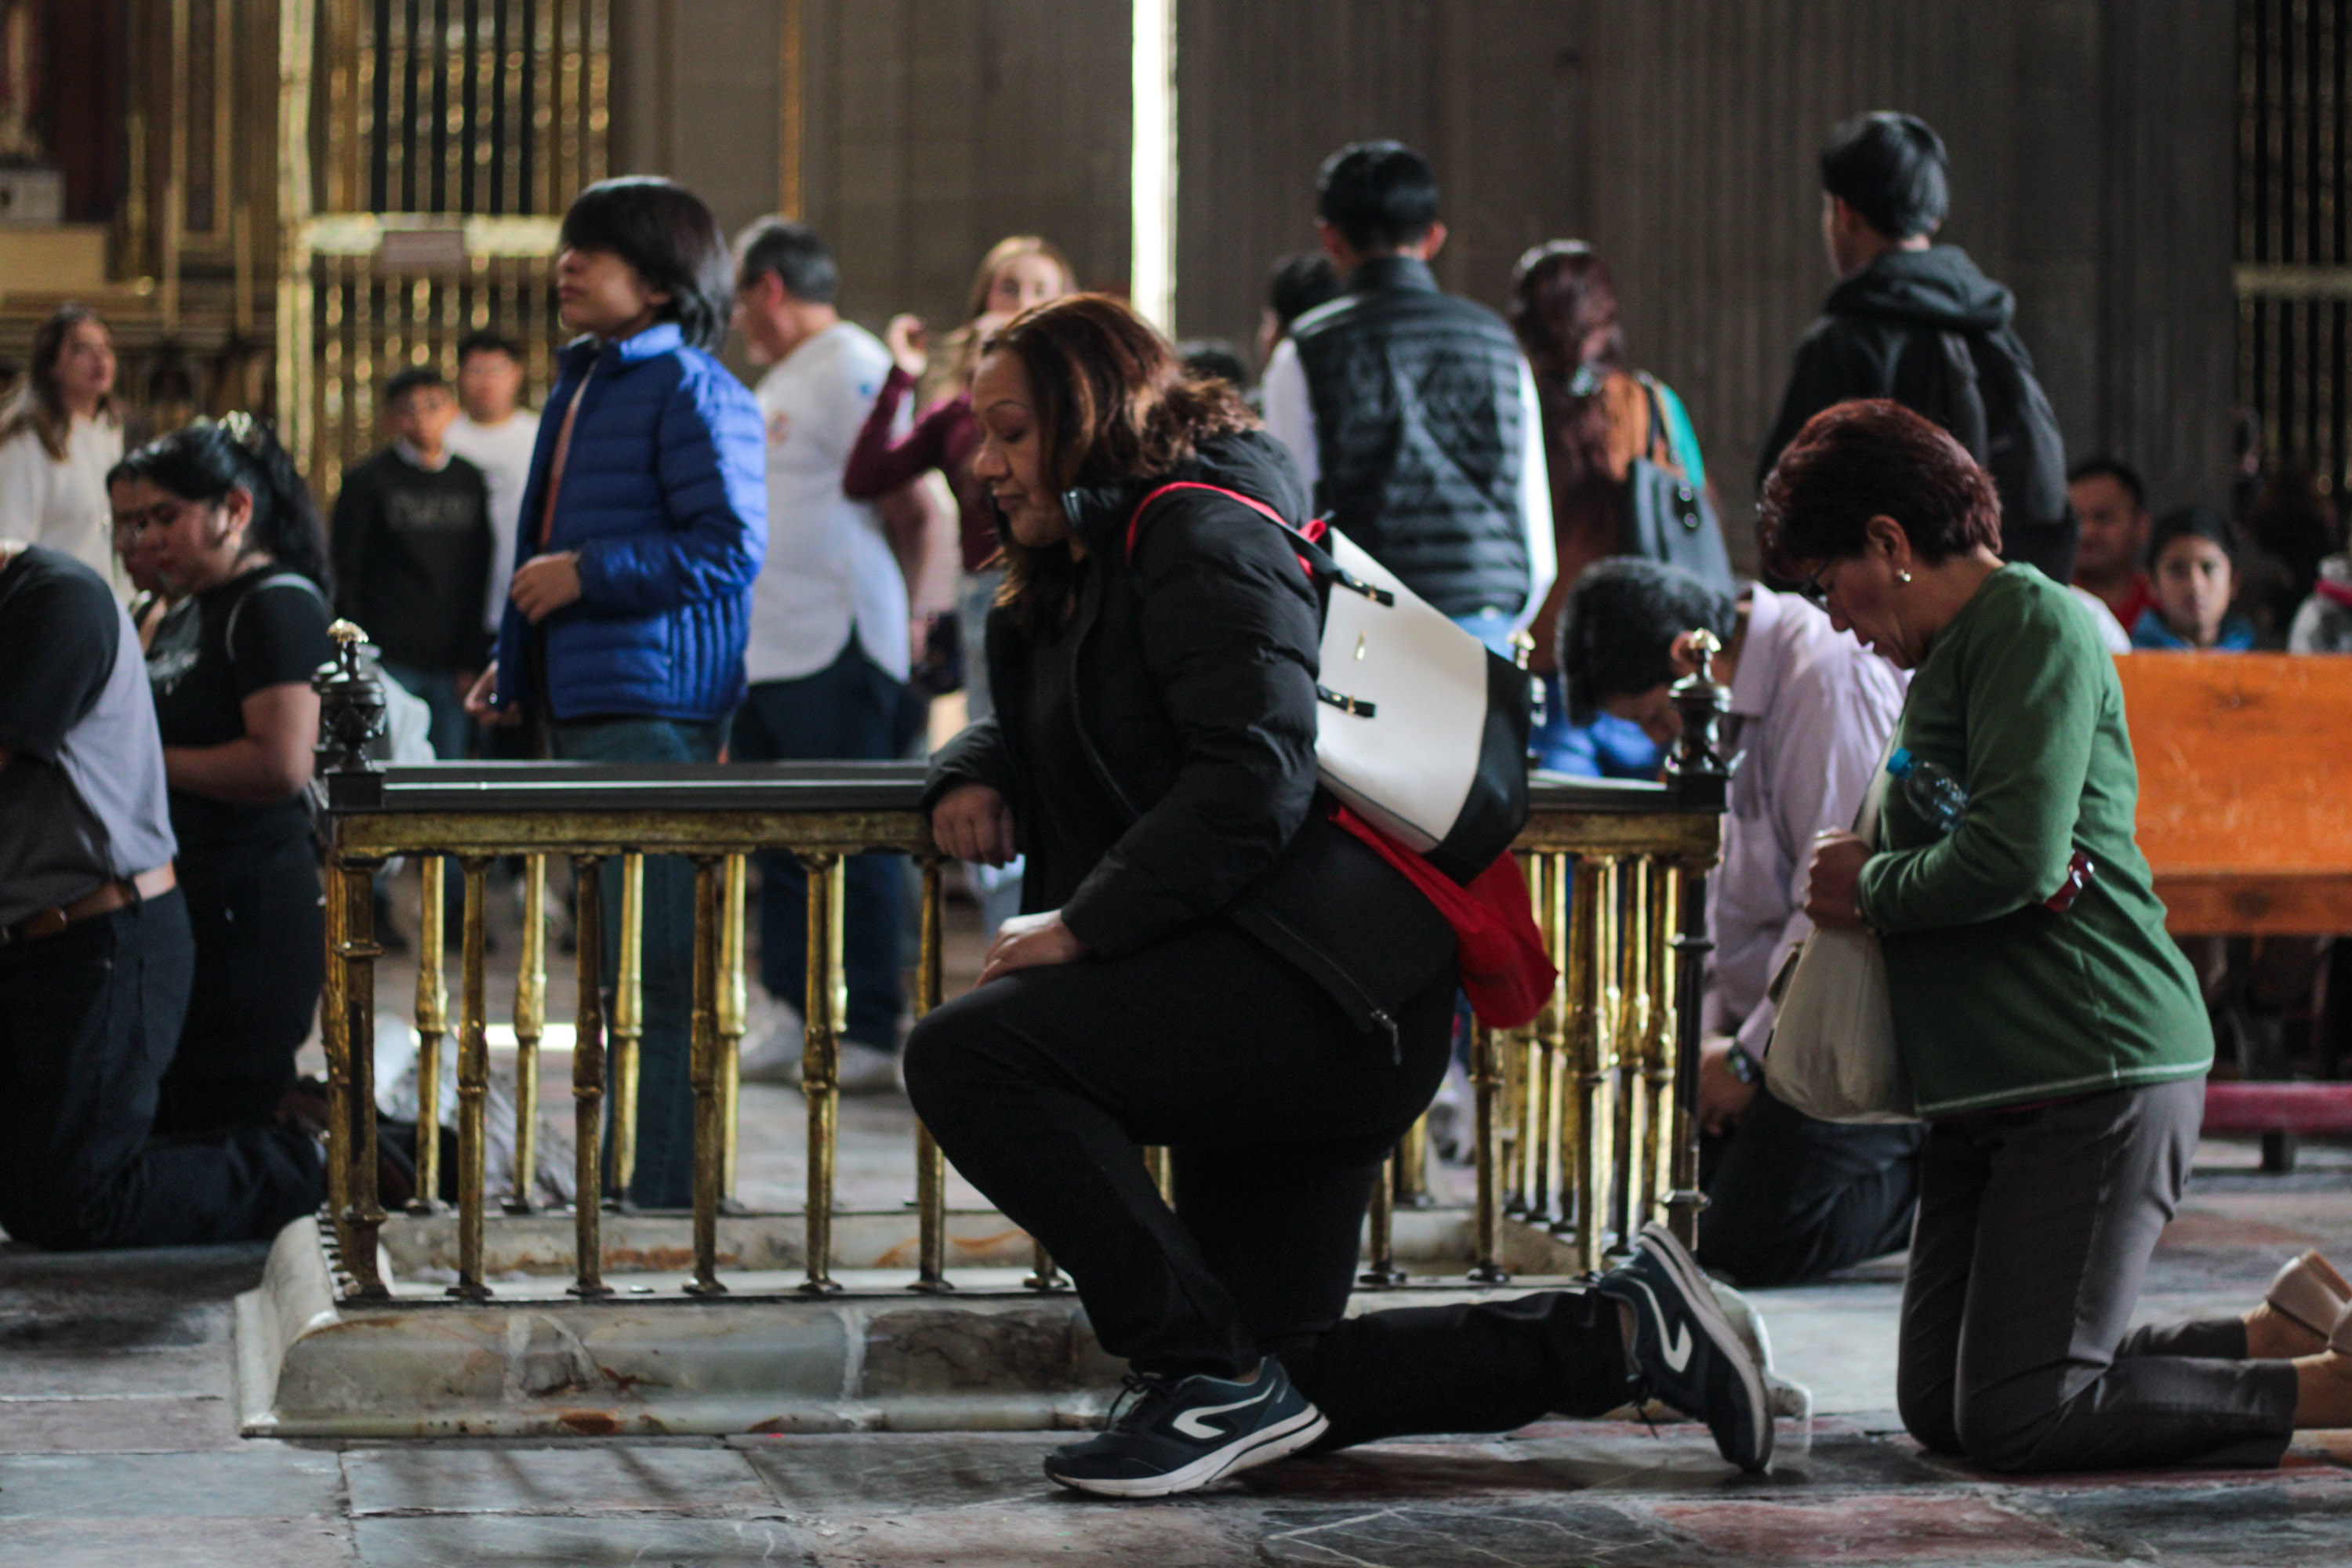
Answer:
[{"xmin": 2120, "ymin": 653, "xmax": 2352, "ymax": 1163}]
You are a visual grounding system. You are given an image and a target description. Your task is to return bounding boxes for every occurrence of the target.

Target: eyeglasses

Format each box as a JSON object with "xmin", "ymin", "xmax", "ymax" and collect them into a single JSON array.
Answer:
[{"xmin": 1794, "ymin": 561, "xmax": 1838, "ymax": 608}]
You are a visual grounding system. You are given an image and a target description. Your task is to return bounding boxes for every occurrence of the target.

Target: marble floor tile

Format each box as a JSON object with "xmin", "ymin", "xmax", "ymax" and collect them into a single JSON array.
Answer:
[
  {"xmin": 0, "ymin": 1516, "xmax": 358, "ymax": 1567},
  {"xmin": 1645, "ymin": 1494, "xmax": 2104, "ymax": 1563},
  {"xmin": 0, "ymin": 1394, "xmax": 241, "ymax": 1452},
  {"xmin": 353, "ymin": 1515, "xmax": 815, "ymax": 1566},
  {"xmin": 342, "ymin": 1443, "xmax": 782, "ymax": 1517},
  {"xmin": 0, "ymin": 1446, "xmax": 345, "ymax": 1518}
]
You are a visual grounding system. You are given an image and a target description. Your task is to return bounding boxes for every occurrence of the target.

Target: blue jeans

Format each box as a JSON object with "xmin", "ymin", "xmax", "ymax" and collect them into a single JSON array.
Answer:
[
  {"xmin": 380, "ymin": 659, "xmax": 474, "ymax": 763},
  {"xmin": 549, "ymin": 713, "xmax": 726, "ymax": 1209},
  {"xmin": 731, "ymin": 640, "xmax": 906, "ymax": 1049}
]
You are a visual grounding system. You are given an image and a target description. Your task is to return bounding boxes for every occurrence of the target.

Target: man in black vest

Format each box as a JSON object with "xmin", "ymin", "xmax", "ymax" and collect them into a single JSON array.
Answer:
[
  {"xmin": 1262, "ymin": 141, "xmax": 1554, "ymax": 654},
  {"xmin": 1758, "ymin": 112, "xmax": 2075, "ymax": 583}
]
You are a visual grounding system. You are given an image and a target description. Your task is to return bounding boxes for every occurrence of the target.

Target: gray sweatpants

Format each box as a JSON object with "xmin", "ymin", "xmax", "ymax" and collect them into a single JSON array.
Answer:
[{"xmin": 1898, "ymin": 1075, "xmax": 2300, "ymax": 1472}]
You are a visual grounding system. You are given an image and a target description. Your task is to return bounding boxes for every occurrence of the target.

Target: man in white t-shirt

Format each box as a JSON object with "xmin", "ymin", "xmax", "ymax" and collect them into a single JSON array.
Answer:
[
  {"xmin": 443, "ymin": 330, "xmax": 543, "ymax": 641},
  {"xmin": 728, "ymin": 218, "xmax": 938, "ymax": 1094}
]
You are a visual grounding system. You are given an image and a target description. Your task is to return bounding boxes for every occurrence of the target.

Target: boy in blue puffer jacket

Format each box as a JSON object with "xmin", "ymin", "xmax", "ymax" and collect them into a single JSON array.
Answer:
[{"xmin": 467, "ymin": 176, "xmax": 767, "ymax": 1209}]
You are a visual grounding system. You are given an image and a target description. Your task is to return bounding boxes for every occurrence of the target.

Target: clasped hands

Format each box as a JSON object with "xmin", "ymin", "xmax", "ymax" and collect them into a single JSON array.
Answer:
[{"xmin": 934, "ymin": 782, "xmax": 1085, "ymax": 984}]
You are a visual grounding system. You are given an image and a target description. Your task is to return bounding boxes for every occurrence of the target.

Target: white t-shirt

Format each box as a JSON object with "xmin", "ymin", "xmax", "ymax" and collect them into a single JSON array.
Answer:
[
  {"xmin": 746, "ymin": 322, "xmax": 909, "ymax": 685},
  {"xmin": 445, "ymin": 408, "xmax": 543, "ymax": 633},
  {"xmin": 0, "ymin": 415, "xmax": 127, "ymax": 599}
]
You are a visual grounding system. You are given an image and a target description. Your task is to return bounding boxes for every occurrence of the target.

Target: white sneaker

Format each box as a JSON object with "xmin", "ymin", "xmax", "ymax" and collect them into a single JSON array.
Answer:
[
  {"xmin": 737, "ymin": 993, "xmax": 807, "ymax": 1085},
  {"xmin": 835, "ymin": 1040, "xmax": 902, "ymax": 1097}
]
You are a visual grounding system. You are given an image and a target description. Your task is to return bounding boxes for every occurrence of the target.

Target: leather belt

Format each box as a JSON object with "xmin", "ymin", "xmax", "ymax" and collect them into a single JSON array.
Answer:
[{"xmin": 4, "ymin": 866, "xmax": 178, "ymax": 947}]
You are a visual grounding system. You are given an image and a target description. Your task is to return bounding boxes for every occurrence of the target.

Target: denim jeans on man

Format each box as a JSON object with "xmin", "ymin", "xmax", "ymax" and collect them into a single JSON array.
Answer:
[
  {"xmin": 549, "ymin": 714, "xmax": 724, "ymax": 1209},
  {"xmin": 731, "ymin": 638, "xmax": 905, "ymax": 1050}
]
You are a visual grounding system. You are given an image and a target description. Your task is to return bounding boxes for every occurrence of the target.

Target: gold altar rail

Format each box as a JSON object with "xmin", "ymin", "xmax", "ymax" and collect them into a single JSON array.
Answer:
[{"xmin": 310, "ymin": 630, "xmax": 1729, "ymax": 1305}]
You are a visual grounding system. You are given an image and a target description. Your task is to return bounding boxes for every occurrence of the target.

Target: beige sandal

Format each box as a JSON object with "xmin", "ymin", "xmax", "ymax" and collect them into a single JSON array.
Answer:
[{"xmin": 2268, "ymin": 1251, "xmax": 2351, "ymax": 1341}]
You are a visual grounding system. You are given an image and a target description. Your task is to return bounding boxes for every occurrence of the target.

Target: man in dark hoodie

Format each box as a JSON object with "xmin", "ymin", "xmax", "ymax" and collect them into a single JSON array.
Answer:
[{"xmin": 1759, "ymin": 112, "xmax": 2074, "ymax": 583}]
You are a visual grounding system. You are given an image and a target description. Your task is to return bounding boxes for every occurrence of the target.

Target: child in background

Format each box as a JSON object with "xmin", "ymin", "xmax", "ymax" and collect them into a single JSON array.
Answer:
[
  {"xmin": 466, "ymin": 176, "xmax": 767, "ymax": 1210},
  {"xmin": 332, "ymin": 366, "xmax": 492, "ymax": 764},
  {"xmin": 2132, "ymin": 506, "xmax": 2256, "ymax": 652}
]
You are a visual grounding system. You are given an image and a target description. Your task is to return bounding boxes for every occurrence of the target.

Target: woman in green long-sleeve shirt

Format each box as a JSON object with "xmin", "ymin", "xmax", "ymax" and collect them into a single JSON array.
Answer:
[{"xmin": 1764, "ymin": 401, "xmax": 2349, "ymax": 1472}]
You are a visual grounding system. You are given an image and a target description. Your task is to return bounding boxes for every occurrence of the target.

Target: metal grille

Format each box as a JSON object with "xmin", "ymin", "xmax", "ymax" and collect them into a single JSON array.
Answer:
[
  {"xmin": 280, "ymin": 0, "xmax": 610, "ymax": 491},
  {"xmin": 2238, "ymin": 0, "xmax": 2352, "ymax": 493}
]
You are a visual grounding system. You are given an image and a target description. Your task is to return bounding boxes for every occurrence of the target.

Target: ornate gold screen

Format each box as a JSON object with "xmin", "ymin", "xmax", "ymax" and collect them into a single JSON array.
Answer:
[{"xmin": 277, "ymin": 0, "xmax": 610, "ymax": 494}]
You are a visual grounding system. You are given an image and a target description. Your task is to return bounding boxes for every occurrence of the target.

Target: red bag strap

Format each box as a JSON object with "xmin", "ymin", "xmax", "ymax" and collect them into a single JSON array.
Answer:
[{"xmin": 1123, "ymin": 481, "xmax": 1328, "ymax": 581}]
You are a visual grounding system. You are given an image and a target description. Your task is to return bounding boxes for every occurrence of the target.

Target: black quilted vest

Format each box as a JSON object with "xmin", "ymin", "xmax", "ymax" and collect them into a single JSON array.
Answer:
[{"xmin": 1290, "ymin": 256, "xmax": 1530, "ymax": 618}]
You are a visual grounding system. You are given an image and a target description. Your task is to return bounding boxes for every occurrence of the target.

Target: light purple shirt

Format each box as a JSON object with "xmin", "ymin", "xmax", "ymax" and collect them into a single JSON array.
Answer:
[{"xmin": 1703, "ymin": 586, "xmax": 1907, "ymax": 1058}]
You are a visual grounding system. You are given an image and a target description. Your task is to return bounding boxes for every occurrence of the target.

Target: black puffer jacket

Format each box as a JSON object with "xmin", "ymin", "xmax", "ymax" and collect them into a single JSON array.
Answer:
[{"xmin": 924, "ymin": 428, "xmax": 1455, "ymax": 1049}]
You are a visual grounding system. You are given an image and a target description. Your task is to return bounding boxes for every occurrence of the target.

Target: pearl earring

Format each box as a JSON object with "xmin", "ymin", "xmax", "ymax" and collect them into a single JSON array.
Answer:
[{"xmin": 1897, "ymin": 570, "xmax": 1913, "ymax": 584}]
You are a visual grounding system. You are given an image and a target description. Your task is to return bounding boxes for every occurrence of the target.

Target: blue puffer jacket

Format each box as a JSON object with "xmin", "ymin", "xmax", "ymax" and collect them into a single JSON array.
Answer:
[{"xmin": 492, "ymin": 323, "xmax": 768, "ymax": 724}]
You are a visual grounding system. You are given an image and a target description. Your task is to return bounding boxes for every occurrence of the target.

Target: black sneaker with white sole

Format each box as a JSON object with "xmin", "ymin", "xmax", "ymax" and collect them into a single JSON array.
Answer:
[
  {"xmin": 1044, "ymin": 1357, "xmax": 1327, "ymax": 1498},
  {"xmin": 1592, "ymin": 1222, "xmax": 1773, "ymax": 1472}
]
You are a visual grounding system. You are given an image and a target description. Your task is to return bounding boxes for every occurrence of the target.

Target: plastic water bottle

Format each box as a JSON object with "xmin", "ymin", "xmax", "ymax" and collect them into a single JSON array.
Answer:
[{"xmin": 1886, "ymin": 747, "xmax": 1966, "ymax": 835}]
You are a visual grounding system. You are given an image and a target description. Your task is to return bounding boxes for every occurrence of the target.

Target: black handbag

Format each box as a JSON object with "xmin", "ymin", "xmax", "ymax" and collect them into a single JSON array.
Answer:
[{"xmin": 1617, "ymin": 374, "xmax": 1734, "ymax": 597}]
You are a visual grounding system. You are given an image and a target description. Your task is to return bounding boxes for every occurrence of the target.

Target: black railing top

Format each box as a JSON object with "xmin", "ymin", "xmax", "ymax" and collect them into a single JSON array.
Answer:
[{"xmin": 321, "ymin": 760, "xmax": 1719, "ymax": 816}]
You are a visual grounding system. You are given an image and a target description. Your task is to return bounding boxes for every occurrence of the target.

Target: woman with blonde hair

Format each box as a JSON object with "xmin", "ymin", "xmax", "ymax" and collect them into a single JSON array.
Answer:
[{"xmin": 0, "ymin": 303, "xmax": 126, "ymax": 595}]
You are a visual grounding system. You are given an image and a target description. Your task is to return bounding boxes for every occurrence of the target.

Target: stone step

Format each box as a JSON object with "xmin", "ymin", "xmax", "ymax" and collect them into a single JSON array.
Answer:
[{"xmin": 235, "ymin": 1216, "xmax": 1807, "ymax": 1439}]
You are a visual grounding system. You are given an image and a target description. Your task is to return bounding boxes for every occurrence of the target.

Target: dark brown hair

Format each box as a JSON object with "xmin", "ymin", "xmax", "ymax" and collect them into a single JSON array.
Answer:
[
  {"xmin": 3, "ymin": 304, "xmax": 115, "ymax": 461},
  {"xmin": 985, "ymin": 294, "xmax": 1254, "ymax": 635},
  {"xmin": 1510, "ymin": 241, "xmax": 1624, "ymax": 496},
  {"xmin": 1759, "ymin": 399, "xmax": 2002, "ymax": 579}
]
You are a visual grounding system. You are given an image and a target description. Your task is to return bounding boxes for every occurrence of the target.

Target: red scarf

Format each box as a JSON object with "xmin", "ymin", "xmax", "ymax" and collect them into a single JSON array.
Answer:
[
  {"xmin": 2316, "ymin": 577, "xmax": 2352, "ymax": 612},
  {"xmin": 1328, "ymin": 804, "xmax": 1559, "ymax": 1029}
]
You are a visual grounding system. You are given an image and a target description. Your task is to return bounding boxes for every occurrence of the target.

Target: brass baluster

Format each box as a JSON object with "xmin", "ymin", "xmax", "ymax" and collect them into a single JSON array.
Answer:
[
  {"xmin": 505, "ymin": 853, "xmax": 545, "ymax": 1214},
  {"xmin": 606, "ymin": 852, "xmax": 643, "ymax": 1207},
  {"xmin": 1395, "ymin": 1113, "xmax": 1431, "ymax": 1208},
  {"xmin": 568, "ymin": 854, "xmax": 612, "ymax": 1298},
  {"xmin": 450, "ymin": 857, "xmax": 492, "ymax": 1301},
  {"xmin": 1581, "ymin": 857, "xmax": 1623, "ymax": 1269},
  {"xmin": 911, "ymin": 857, "xmax": 951, "ymax": 1293},
  {"xmin": 1646, "ymin": 866, "xmax": 1682, "ymax": 1229},
  {"xmin": 798, "ymin": 852, "xmax": 844, "ymax": 1295},
  {"xmin": 1025, "ymin": 1240, "xmax": 1066, "ymax": 1292},
  {"xmin": 1514, "ymin": 854, "xmax": 1551, "ymax": 1222},
  {"xmin": 718, "ymin": 853, "xmax": 747, "ymax": 1208},
  {"xmin": 684, "ymin": 855, "xmax": 727, "ymax": 1296},
  {"xmin": 320, "ymin": 847, "xmax": 351, "ymax": 1259},
  {"xmin": 337, "ymin": 859, "xmax": 388, "ymax": 1298},
  {"xmin": 1540, "ymin": 854, "xmax": 1572, "ymax": 1239},
  {"xmin": 1466, "ymin": 1019, "xmax": 1510, "ymax": 1284},
  {"xmin": 1664, "ymin": 856, "xmax": 1712, "ymax": 1248},
  {"xmin": 411, "ymin": 855, "xmax": 446, "ymax": 1212},
  {"xmin": 1145, "ymin": 1145, "xmax": 1174, "ymax": 1205},
  {"xmin": 1613, "ymin": 858, "xmax": 1653, "ymax": 1254},
  {"xmin": 1359, "ymin": 1149, "xmax": 1405, "ymax": 1286}
]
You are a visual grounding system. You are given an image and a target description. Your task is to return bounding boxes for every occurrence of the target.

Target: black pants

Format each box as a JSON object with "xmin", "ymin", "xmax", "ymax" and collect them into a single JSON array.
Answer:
[
  {"xmin": 158, "ymin": 833, "xmax": 325, "ymax": 1134},
  {"xmin": 1697, "ymin": 1083, "xmax": 1925, "ymax": 1287},
  {"xmin": 1898, "ymin": 1076, "xmax": 2299, "ymax": 1472},
  {"xmin": 0, "ymin": 891, "xmax": 323, "ymax": 1249},
  {"xmin": 905, "ymin": 922, "xmax": 1631, "ymax": 1446}
]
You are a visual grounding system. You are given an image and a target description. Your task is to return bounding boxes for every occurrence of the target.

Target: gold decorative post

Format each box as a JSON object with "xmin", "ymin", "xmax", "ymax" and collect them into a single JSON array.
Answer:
[
  {"xmin": 1613, "ymin": 858, "xmax": 1654, "ymax": 1249},
  {"xmin": 1646, "ymin": 867, "xmax": 1682, "ymax": 1227},
  {"xmin": 505, "ymin": 854, "xmax": 546, "ymax": 1214},
  {"xmin": 338, "ymin": 861, "xmax": 389, "ymax": 1298},
  {"xmin": 449, "ymin": 857, "xmax": 492, "ymax": 1301},
  {"xmin": 568, "ymin": 854, "xmax": 612, "ymax": 1298},
  {"xmin": 684, "ymin": 855, "xmax": 728, "ymax": 1296},
  {"xmin": 1025, "ymin": 1240, "xmax": 1067, "ymax": 1292},
  {"xmin": 319, "ymin": 845, "xmax": 352, "ymax": 1256},
  {"xmin": 1395, "ymin": 1113, "xmax": 1432, "ymax": 1208},
  {"xmin": 1577, "ymin": 857, "xmax": 1623, "ymax": 1269},
  {"xmin": 718, "ymin": 853, "xmax": 747, "ymax": 1207},
  {"xmin": 1466, "ymin": 1019, "xmax": 1511, "ymax": 1283},
  {"xmin": 798, "ymin": 852, "xmax": 845, "ymax": 1295},
  {"xmin": 410, "ymin": 855, "xmax": 446, "ymax": 1212},
  {"xmin": 1145, "ymin": 1145, "xmax": 1174, "ymax": 1205},
  {"xmin": 607, "ymin": 853, "xmax": 644, "ymax": 1206},
  {"xmin": 911, "ymin": 857, "xmax": 951, "ymax": 1293},
  {"xmin": 1359, "ymin": 1150, "xmax": 1405, "ymax": 1286}
]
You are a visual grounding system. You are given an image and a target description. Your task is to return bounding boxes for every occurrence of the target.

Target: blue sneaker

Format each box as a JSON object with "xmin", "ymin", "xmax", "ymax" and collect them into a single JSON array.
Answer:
[
  {"xmin": 1593, "ymin": 1223, "xmax": 1773, "ymax": 1472},
  {"xmin": 1044, "ymin": 1357, "xmax": 1327, "ymax": 1497}
]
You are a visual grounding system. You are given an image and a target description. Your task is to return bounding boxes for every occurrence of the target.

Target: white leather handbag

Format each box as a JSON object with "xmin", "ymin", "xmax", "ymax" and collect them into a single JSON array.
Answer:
[
  {"xmin": 1761, "ymin": 746, "xmax": 1919, "ymax": 1123},
  {"xmin": 1126, "ymin": 483, "xmax": 1532, "ymax": 883}
]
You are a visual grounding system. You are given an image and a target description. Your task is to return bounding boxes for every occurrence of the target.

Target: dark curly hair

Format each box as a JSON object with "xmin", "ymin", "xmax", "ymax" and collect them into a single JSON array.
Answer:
[
  {"xmin": 985, "ymin": 294, "xmax": 1255, "ymax": 636},
  {"xmin": 107, "ymin": 413, "xmax": 332, "ymax": 593},
  {"xmin": 558, "ymin": 176, "xmax": 735, "ymax": 351},
  {"xmin": 1557, "ymin": 559, "xmax": 1737, "ymax": 725},
  {"xmin": 1759, "ymin": 400, "xmax": 2000, "ymax": 582}
]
